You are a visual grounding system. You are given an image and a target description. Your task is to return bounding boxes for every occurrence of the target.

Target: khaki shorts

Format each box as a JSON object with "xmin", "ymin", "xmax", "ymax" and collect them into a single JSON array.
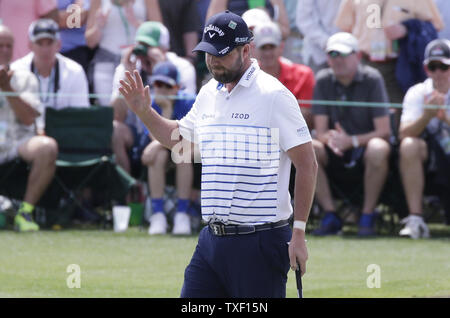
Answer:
[{"xmin": 0, "ymin": 137, "xmax": 32, "ymax": 165}]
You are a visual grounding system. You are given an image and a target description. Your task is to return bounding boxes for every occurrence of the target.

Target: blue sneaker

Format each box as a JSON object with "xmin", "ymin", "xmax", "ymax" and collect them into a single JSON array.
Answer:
[
  {"xmin": 357, "ymin": 213, "xmax": 377, "ymax": 237},
  {"xmin": 312, "ymin": 212, "xmax": 342, "ymax": 236}
]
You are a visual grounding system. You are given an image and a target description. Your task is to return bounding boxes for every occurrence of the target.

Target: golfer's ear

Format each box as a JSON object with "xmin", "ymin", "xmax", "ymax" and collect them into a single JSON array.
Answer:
[{"xmin": 243, "ymin": 43, "xmax": 251, "ymax": 59}]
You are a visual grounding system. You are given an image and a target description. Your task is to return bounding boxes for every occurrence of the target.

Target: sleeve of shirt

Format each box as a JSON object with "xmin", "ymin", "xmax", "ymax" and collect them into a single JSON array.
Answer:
[
  {"xmin": 400, "ymin": 85, "xmax": 424, "ymax": 123},
  {"xmin": 177, "ymin": 98, "xmax": 199, "ymax": 143},
  {"xmin": 270, "ymin": 89, "xmax": 312, "ymax": 152},
  {"xmin": 368, "ymin": 72, "xmax": 390, "ymax": 118}
]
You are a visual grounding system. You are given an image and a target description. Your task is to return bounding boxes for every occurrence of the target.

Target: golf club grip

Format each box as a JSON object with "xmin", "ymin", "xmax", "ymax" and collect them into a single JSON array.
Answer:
[{"xmin": 296, "ymin": 263, "xmax": 303, "ymax": 298}]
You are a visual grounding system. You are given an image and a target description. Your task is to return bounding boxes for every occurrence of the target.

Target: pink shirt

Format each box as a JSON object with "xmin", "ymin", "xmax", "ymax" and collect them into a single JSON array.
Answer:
[{"xmin": 0, "ymin": 0, "xmax": 57, "ymax": 61}]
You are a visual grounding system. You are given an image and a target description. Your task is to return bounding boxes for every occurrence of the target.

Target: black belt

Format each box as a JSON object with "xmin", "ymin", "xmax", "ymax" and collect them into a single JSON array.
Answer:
[{"xmin": 208, "ymin": 219, "xmax": 289, "ymax": 236}]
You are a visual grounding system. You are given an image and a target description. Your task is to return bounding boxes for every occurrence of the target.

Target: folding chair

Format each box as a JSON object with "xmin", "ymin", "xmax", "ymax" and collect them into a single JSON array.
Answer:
[{"xmin": 45, "ymin": 106, "xmax": 136, "ymax": 227}]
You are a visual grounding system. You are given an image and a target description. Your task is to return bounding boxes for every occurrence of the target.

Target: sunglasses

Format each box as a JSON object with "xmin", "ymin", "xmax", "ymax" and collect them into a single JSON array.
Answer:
[
  {"xmin": 328, "ymin": 50, "xmax": 354, "ymax": 58},
  {"xmin": 152, "ymin": 81, "xmax": 174, "ymax": 89},
  {"xmin": 427, "ymin": 62, "xmax": 450, "ymax": 72},
  {"xmin": 33, "ymin": 27, "xmax": 57, "ymax": 36}
]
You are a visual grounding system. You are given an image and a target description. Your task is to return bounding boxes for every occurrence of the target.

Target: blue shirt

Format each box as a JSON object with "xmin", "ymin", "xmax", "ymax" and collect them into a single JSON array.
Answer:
[
  {"xmin": 152, "ymin": 90, "xmax": 195, "ymax": 121},
  {"xmin": 57, "ymin": 0, "xmax": 89, "ymax": 53}
]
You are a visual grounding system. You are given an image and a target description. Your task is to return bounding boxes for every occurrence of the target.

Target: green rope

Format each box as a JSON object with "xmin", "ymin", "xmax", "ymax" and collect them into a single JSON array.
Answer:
[{"xmin": 0, "ymin": 91, "xmax": 449, "ymax": 109}]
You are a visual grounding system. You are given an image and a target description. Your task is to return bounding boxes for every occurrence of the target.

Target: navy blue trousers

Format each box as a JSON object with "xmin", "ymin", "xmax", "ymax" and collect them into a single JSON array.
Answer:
[{"xmin": 180, "ymin": 224, "xmax": 292, "ymax": 298}]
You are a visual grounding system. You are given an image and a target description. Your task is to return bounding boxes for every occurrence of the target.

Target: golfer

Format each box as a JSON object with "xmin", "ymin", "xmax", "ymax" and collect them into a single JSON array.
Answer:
[{"xmin": 119, "ymin": 10, "xmax": 317, "ymax": 298}]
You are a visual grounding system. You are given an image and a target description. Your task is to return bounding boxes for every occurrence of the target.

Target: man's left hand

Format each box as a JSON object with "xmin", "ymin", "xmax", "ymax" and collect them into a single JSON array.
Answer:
[{"xmin": 288, "ymin": 229, "xmax": 308, "ymax": 277}]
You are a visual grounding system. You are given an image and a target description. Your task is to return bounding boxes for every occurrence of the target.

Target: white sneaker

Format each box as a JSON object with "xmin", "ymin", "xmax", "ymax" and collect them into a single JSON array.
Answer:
[
  {"xmin": 148, "ymin": 213, "xmax": 167, "ymax": 235},
  {"xmin": 172, "ymin": 212, "xmax": 191, "ymax": 235},
  {"xmin": 399, "ymin": 215, "xmax": 430, "ymax": 239}
]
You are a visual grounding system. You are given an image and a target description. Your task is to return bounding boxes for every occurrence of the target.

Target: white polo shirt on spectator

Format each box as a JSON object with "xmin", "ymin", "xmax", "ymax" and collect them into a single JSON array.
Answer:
[
  {"xmin": 178, "ymin": 59, "xmax": 311, "ymax": 225},
  {"xmin": 11, "ymin": 52, "xmax": 90, "ymax": 130},
  {"xmin": 401, "ymin": 78, "xmax": 450, "ymax": 131}
]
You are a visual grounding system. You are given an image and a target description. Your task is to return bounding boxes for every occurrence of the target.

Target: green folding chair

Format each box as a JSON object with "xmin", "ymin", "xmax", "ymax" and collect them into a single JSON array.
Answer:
[{"xmin": 45, "ymin": 106, "xmax": 136, "ymax": 226}]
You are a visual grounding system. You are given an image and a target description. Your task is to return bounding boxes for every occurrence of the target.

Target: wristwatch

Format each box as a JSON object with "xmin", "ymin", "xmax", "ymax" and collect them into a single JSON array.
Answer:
[{"xmin": 352, "ymin": 135, "xmax": 360, "ymax": 148}]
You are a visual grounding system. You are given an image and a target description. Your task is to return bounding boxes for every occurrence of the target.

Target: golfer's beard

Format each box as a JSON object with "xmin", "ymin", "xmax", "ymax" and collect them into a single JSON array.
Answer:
[{"xmin": 207, "ymin": 59, "xmax": 243, "ymax": 84}]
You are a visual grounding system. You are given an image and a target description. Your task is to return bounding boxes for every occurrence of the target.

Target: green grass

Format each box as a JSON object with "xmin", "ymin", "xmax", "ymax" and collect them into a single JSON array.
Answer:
[{"xmin": 0, "ymin": 225, "xmax": 449, "ymax": 298}]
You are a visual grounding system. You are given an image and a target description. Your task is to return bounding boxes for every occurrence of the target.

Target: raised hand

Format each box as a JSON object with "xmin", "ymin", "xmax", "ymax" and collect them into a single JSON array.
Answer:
[{"xmin": 118, "ymin": 70, "xmax": 152, "ymax": 116}]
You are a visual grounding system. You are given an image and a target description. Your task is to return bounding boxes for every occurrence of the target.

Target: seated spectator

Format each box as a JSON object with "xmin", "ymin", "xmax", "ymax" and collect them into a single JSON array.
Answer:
[
  {"xmin": 398, "ymin": 39, "xmax": 450, "ymax": 238},
  {"xmin": 111, "ymin": 21, "xmax": 196, "ymax": 173},
  {"xmin": 252, "ymin": 21, "xmax": 315, "ymax": 128},
  {"xmin": 0, "ymin": 0, "xmax": 59, "ymax": 61},
  {"xmin": 141, "ymin": 61, "xmax": 195, "ymax": 235},
  {"xmin": 206, "ymin": 0, "xmax": 290, "ymax": 39},
  {"xmin": 0, "ymin": 25, "xmax": 58, "ymax": 232},
  {"xmin": 57, "ymin": 0, "xmax": 91, "ymax": 74},
  {"xmin": 311, "ymin": 32, "xmax": 391, "ymax": 237},
  {"xmin": 11, "ymin": 19, "xmax": 90, "ymax": 132},
  {"xmin": 296, "ymin": 0, "xmax": 341, "ymax": 74},
  {"xmin": 85, "ymin": 0, "xmax": 162, "ymax": 106}
]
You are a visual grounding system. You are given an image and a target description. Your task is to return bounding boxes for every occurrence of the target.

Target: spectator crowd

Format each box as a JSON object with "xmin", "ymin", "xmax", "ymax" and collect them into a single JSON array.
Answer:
[{"xmin": 0, "ymin": 0, "xmax": 449, "ymax": 239}]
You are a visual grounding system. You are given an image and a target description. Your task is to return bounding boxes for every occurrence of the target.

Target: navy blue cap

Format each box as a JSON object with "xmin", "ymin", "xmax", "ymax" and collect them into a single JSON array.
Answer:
[
  {"xmin": 150, "ymin": 61, "xmax": 180, "ymax": 87},
  {"xmin": 193, "ymin": 10, "xmax": 253, "ymax": 57}
]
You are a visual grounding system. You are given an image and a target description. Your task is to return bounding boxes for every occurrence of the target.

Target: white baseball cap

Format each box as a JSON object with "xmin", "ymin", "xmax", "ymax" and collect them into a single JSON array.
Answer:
[
  {"xmin": 242, "ymin": 8, "xmax": 271, "ymax": 29},
  {"xmin": 326, "ymin": 32, "xmax": 358, "ymax": 54},
  {"xmin": 253, "ymin": 22, "xmax": 282, "ymax": 48}
]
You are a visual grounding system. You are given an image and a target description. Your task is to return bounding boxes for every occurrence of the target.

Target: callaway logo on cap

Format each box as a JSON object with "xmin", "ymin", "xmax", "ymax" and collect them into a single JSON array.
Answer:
[{"xmin": 193, "ymin": 10, "xmax": 253, "ymax": 57}]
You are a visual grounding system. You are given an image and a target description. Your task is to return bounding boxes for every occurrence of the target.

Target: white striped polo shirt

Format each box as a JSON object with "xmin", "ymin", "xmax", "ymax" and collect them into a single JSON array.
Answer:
[{"xmin": 178, "ymin": 59, "xmax": 311, "ymax": 225}]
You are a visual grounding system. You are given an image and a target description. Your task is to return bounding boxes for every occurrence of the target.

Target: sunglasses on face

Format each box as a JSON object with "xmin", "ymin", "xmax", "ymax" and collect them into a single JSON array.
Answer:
[
  {"xmin": 327, "ymin": 50, "xmax": 354, "ymax": 58},
  {"xmin": 427, "ymin": 62, "xmax": 450, "ymax": 72},
  {"xmin": 152, "ymin": 81, "xmax": 174, "ymax": 89},
  {"xmin": 33, "ymin": 27, "xmax": 57, "ymax": 36}
]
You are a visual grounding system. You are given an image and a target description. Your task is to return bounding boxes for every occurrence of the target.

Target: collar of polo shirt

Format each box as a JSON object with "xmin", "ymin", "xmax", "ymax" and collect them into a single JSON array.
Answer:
[{"xmin": 216, "ymin": 58, "xmax": 260, "ymax": 91}]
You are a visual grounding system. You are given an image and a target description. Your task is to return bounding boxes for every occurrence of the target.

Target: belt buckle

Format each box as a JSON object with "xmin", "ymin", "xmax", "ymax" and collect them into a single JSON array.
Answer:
[{"xmin": 210, "ymin": 223, "xmax": 226, "ymax": 236}]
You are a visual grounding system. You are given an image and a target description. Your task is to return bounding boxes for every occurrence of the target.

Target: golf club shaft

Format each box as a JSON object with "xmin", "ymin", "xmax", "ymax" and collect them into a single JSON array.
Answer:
[{"xmin": 296, "ymin": 264, "xmax": 303, "ymax": 298}]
